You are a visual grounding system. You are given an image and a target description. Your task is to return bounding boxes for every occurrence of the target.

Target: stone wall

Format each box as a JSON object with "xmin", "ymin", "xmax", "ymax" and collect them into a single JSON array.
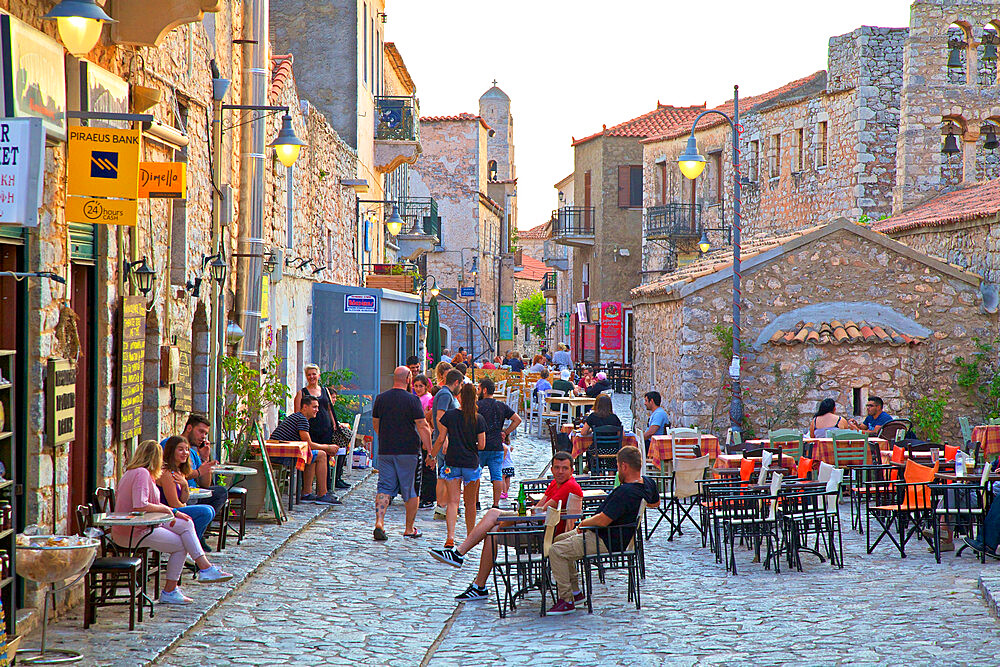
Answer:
[
  {"xmin": 633, "ymin": 225, "xmax": 994, "ymax": 444},
  {"xmin": 887, "ymin": 215, "xmax": 1000, "ymax": 283}
]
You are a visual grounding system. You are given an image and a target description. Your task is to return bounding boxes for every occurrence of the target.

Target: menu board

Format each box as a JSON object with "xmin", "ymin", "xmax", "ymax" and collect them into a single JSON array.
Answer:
[
  {"xmin": 46, "ymin": 358, "xmax": 75, "ymax": 445},
  {"xmin": 172, "ymin": 338, "xmax": 191, "ymax": 413},
  {"xmin": 118, "ymin": 296, "xmax": 145, "ymax": 440}
]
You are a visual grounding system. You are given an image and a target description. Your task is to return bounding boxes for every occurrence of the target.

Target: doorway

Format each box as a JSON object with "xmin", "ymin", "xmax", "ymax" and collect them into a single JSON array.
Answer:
[
  {"xmin": 68, "ymin": 263, "xmax": 96, "ymax": 525},
  {"xmin": 380, "ymin": 323, "xmax": 398, "ymax": 391}
]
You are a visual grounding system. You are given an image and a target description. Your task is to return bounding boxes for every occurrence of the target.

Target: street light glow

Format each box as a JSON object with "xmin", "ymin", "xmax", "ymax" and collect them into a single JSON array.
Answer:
[
  {"xmin": 678, "ymin": 135, "xmax": 707, "ymax": 180},
  {"xmin": 43, "ymin": 0, "xmax": 115, "ymax": 55}
]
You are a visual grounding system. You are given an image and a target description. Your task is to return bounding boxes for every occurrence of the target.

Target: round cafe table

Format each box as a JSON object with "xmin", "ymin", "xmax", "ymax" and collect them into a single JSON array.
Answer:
[
  {"xmin": 212, "ymin": 464, "xmax": 258, "ymax": 476},
  {"xmin": 188, "ymin": 487, "xmax": 213, "ymax": 501},
  {"xmin": 93, "ymin": 511, "xmax": 173, "ymax": 616}
]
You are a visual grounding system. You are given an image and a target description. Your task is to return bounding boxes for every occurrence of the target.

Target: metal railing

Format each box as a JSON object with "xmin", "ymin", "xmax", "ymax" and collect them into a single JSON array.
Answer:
[
  {"xmin": 397, "ymin": 197, "xmax": 440, "ymax": 240},
  {"xmin": 375, "ymin": 95, "xmax": 419, "ymax": 141},
  {"xmin": 541, "ymin": 272, "xmax": 557, "ymax": 292},
  {"xmin": 551, "ymin": 206, "xmax": 595, "ymax": 237},
  {"xmin": 644, "ymin": 203, "xmax": 702, "ymax": 240}
]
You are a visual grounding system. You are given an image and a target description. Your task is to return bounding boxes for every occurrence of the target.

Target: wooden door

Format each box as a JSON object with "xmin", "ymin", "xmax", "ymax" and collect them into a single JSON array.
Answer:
[{"xmin": 68, "ymin": 263, "xmax": 94, "ymax": 525}]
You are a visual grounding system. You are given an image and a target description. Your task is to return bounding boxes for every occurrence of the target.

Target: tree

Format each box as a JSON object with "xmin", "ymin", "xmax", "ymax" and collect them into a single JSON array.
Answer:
[{"xmin": 515, "ymin": 292, "xmax": 546, "ymax": 340}]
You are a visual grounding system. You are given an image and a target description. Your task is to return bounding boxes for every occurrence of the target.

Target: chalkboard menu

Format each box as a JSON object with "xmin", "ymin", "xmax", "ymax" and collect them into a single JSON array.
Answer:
[
  {"xmin": 172, "ymin": 338, "xmax": 191, "ymax": 413},
  {"xmin": 118, "ymin": 296, "xmax": 145, "ymax": 440},
  {"xmin": 46, "ymin": 358, "xmax": 75, "ymax": 445}
]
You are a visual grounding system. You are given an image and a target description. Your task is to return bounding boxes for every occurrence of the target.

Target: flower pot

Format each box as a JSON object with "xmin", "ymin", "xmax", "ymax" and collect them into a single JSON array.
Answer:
[{"xmin": 239, "ymin": 460, "xmax": 270, "ymax": 519}]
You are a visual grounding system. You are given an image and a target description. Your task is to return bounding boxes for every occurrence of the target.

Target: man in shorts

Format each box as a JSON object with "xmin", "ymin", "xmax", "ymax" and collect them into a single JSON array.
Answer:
[
  {"xmin": 428, "ymin": 452, "xmax": 583, "ymax": 601},
  {"xmin": 429, "ymin": 369, "xmax": 464, "ymax": 519},
  {"xmin": 269, "ymin": 396, "xmax": 340, "ymax": 505},
  {"xmin": 372, "ymin": 366, "xmax": 432, "ymax": 541}
]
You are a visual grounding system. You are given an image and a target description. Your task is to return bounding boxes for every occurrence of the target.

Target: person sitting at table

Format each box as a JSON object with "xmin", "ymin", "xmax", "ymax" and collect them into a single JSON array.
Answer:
[
  {"xmin": 269, "ymin": 395, "xmax": 340, "ymax": 505},
  {"xmin": 157, "ymin": 436, "xmax": 216, "ymax": 545},
  {"xmin": 528, "ymin": 355, "xmax": 548, "ymax": 374},
  {"xmin": 113, "ymin": 440, "xmax": 233, "ymax": 605},
  {"xmin": 642, "ymin": 391, "xmax": 671, "ymax": 452},
  {"xmin": 533, "ymin": 369, "xmax": 553, "ymax": 399},
  {"xmin": 585, "ymin": 372, "xmax": 612, "ymax": 398},
  {"xmin": 451, "ymin": 347, "xmax": 466, "ymax": 365},
  {"xmin": 964, "ymin": 458, "xmax": 1000, "ymax": 558},
  {"xmin": 849, "ymin": 396, "xmax": 893, "ymax": 436},
  {"xmin": 579, "ymin": 394, "xmax": 622, "ymax": 437},
  {"xmin": 507, "ymin": 351, "xmax": 524, "ymax": 373},
  {"xmin": 552, "ymin": 342, "xmax": 573, "ymax": 371},
  {"xmin": 576, "ymin": 367, "xmax": 594, "ymax": 394},
  {"xmin": 552, "ymin": 369, "xmax": 576, "ymax": 395},
  {"xmin": 547, "ymin": 446, "xmax": 659, "ymax": 615},
  {"xmin": 161, "ymin": 414, "xmax": 228, "ymax": 550},
  {"xmin": 809, "ymin": 398, "xmax": 852, "ymax": 438},
  {"xmin": 428, "ymin": 452, "xmax": 583, "ymax": 601}
]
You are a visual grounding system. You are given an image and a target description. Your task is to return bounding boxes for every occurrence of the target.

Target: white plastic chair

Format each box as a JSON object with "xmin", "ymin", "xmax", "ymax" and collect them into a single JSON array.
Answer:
[
  {"xmin": 670, "ymin": 427, "xmax": 702, "ymax": 471},
  {"xmin": 505, "ymin": 389, "xmax": 521, "ymax": 435}
]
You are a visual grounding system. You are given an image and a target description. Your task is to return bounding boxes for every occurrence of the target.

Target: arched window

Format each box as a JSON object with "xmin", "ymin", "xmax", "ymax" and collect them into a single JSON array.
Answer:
[
  {"xmin": 979, "ymin": 23, "xmax": 999, "ymax": 85},
  {"xmin": 941, "ymin": 117, "xmax": 966, "ymax": 187},
  {"xmin": 976, "ymin": 119, "xmax": 1000, "ymax": 180},
  {"xmin": 488, "ymin": 160, "xmax": 497, "ymax": 181},
  {"xmin": 947, "ymin": 23, "xmax": 971, "ymax": 85}
]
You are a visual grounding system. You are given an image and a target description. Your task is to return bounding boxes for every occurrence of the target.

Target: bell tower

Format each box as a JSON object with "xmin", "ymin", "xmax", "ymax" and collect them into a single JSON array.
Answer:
[{"xmin": 479, "ymin": 83, "xmax": 515, "ymax": 182}]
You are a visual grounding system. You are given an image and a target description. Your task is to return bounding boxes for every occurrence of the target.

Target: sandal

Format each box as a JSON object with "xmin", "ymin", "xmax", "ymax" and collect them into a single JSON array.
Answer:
[
  {"xmin": 404, "ymin": 528, "xmax": 422, "ymax": 538},
  {"xmin": 443, "ymin": 539, "xmax": 455, "ymax": 549},
  {"xmin": 373, "ymin": 527, "xmax": 388, "ymax": 541}
]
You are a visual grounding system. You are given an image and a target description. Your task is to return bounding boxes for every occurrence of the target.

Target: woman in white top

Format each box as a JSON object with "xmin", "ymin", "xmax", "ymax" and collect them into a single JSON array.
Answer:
[
  {"xmin": 809, "ymin": 398, "xmax": 851, "ymax": 438},
  {"xmin": 552, "ymin": 343, "xmax": 572, "ymax": 370}
]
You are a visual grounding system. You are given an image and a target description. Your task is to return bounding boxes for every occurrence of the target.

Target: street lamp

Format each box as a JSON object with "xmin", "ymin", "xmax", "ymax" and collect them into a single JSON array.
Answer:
[
  {"xmin": 426, "ymin": 275, "xmax": 440, "ymax": 297},
  {"xmin": 385, "ymin": 205, "xmax": 405, "ymax": 236},
  {"xmin": 698, "ymin": 230, "xmax": 711, "ymax": 254},
  {"xmin": 204, "ymin": 253, "xmax": 227, "ymax": 284},
  {"xmin": 126, "ymin": 257, "xmax": 155, "ymax": 296},
  {"xmin": 42, "ymin": 0, "xmax": 114, "ymax": 56},
  {"xmin": 678, "ymin": 84, "xmax": 744, "ymax": 434},
  {"xmin": 268, "ymin": 113, "xmax": 306, "ymax": 167}
]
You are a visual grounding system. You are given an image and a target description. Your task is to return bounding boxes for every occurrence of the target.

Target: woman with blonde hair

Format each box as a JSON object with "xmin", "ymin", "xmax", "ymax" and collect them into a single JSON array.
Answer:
[
  {"xmin": 552, "ymin": 342, "xmax": 572, "ymax": 371},
  {"xmin": 113, "ymin": 440, "xmax": 233, "ymax": 605},
  {"xmin": 434, "ymin": 361, "xmax": 453, "ymax": 388}
]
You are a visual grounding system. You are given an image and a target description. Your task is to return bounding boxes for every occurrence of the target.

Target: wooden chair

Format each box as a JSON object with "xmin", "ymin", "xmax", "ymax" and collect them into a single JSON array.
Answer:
[
  {"xmin": 878, "ymin": 419, "xmax": 911, "ymax": 443},
  {"xmin": 988, "ymin": 417, "xmax": 1000, "ymax": 426},
  {"xmin": 768, "ymin": 429, "xmax": 803, "ymax": 461},
  {"xmin": 76, "ymin": 504, "xmax": 143, "ymax": 631}
]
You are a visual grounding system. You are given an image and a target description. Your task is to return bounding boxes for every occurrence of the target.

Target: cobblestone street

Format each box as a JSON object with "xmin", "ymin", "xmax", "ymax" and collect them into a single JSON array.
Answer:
[{"xmin": 146, "ymin": 396, "xmax": 1000, "ymax": 666}]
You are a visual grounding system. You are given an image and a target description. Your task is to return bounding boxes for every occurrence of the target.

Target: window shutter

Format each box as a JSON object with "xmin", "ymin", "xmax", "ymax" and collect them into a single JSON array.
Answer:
[
  {"xmin": 629, "ymin": 166, "xmax": 643, "ymax": 207},
  {"xmin": 618, "ymin": 165, "xmax": 630, "ymax": 208}
]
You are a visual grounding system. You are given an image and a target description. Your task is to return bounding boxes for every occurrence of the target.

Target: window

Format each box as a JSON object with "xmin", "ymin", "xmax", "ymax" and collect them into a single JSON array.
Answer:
[
  {"xmin": 708, "ymin": 151, "xmax": 723, "ymax": 203},
  {"xmin": 327, "ymin": 230, "xmax": 333, "ymax": 265},
  {"xmin": 618, "ymin": 165, "xmax": 642, "ymax": 208},
  {"xmin": 362, "ymin": 4, "xmax": 368, "ymax": 85},
  {"xmin": 582, "ymin": 262, "xmax": 590, "ymax": 300},
  {"xmin": 794, "ymin": 128, "xmax": 805, "ymax": 172},
  {"xmin": 747, "ymin": 140, "xmax": 759, "ymax": 182},
  {"xmin": 768, "ymin": 133, "xmax": 781, "ymax": 179},
  {"xmin": 816, "ymin": 121, "xmax": 828, "ymax": 168}
]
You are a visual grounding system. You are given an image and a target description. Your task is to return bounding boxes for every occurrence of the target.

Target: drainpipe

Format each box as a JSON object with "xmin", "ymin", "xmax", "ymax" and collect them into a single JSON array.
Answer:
[{"xmin": 233, "ymin": 0, "xmax": 268, "ymax": 365}]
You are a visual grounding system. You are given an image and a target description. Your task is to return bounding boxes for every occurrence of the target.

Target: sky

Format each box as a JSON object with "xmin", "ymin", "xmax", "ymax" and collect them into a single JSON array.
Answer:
[{"xmin": 387, "ymin": 0, "xmax": 913, "ymax": 231}]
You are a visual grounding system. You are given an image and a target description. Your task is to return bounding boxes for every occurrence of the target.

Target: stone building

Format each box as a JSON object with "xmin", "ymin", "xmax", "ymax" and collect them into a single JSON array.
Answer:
[
  {"xmin": 554, "ymin": 103, "xmax": 704, "ymax": 364},
  {"xmin": 511, "ymin": 254, "xmax": 548, "ymax": 352},
  {"xmin": 629, "ymin": 218, "xmax": 994, "ymax": 444}
]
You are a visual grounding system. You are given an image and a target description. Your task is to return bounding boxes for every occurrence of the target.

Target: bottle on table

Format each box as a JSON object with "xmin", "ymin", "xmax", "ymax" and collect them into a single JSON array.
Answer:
[{"xmin": 517, "ymin": 485, "xmax": 527, "ymax": 516}]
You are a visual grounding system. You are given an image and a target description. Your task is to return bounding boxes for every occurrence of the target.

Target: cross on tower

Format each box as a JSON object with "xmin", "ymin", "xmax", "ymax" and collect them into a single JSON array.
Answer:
[{"xmin": 492, "ymin": 79, "xmax": 498, "ymax": 87}]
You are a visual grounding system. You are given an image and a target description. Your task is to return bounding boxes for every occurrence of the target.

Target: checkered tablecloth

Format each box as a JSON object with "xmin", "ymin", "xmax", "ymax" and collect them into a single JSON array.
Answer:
[
  {"xmin": 255, "ymin": 440, "xmax": 310, "ymax": 471},
  {"xmin": 972, "ymin": 425, "xmax": 1000, "ymax": 458},
  {"xmin": 647, "ymin": 435, "xmax": 721, "ymax": 469},
  {"xmin": 746, "ymin": 437, "xmax": 888, "ymax": 466}
]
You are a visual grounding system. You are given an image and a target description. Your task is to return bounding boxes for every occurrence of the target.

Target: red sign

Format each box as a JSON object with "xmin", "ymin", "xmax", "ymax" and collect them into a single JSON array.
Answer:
[{"xmin": 600, "ymin": 302, "xmax": 623, "ymax": 350}]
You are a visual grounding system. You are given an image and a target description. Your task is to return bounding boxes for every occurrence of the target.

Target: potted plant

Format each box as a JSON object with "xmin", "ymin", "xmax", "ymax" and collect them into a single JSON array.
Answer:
[{"xmin": 220, "ymin": 352, "xmax": 289, "ymax": 518}]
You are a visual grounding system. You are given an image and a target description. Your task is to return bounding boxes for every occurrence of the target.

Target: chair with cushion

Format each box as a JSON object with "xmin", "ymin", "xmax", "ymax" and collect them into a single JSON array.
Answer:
[
  {"xmin": 768, "ymin": 429, "xmax": 803, "ymax": 461},
  {"xmin": 831, "ymin": 430, "xmax": 869, "ymax": 528},
  {"xmin": 226, "ymin": 486, "xmax": 248, "ymax": 545},
  {"xmin": 928, "ymin": 464, "xmax": 991, "ymax": 564},
  {"xmin": 664, "ymin": 454, "xmax": 710, "ymax": 541},
  {"xmin": 958, "ymin": 416, "xmax": 974, "ymax": 450},
  {"xmin": 865, "ymin": 459, "xmax": 939, "ymax": 557},
  {"xmin": 76, "ymin": 504, "xmax": 144, "ymax": 630},
  {"xmin": 725, "ymin": 428, "xmax": 744, "ymax": 454},
  {"xmin": 591, "ymin": 426, "xmax": 624, "ymax": 476}
]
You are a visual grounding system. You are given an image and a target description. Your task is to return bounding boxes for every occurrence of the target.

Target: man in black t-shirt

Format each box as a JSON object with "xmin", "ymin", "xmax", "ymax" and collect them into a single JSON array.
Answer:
[
  {"xmin": 371, "ymin": 366, "xmax": 432, "ymax": 541},
  {"xmin": 546, "ymin": 446, "xmax": 659, "ymax": 615},
  {"xmin": 476, "ymin": 378, "xmax": 522, "ymax": 508},
  {"xmin": 270, "ymin": 396, "xmax": 340, "ymax": 505}
]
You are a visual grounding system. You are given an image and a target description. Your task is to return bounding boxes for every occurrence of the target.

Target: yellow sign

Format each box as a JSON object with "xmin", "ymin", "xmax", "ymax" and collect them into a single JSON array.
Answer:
[
  {"xmin": 66, "ymin": 196, "xmax": 137, "ymax": 226},
  {"xmin": 138, "ymin": 162, "xmax": 186, "ymax": 198},
  {"xmin": 67, "ymin": 126, "xmax": 140, "ymax": 198},
  {"xmin": 261, "ymin": 274, "xmax": 270, "ymax": 321}
]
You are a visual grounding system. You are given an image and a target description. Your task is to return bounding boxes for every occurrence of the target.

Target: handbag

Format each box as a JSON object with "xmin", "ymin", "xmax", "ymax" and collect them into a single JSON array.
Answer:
[{"xmin": 325, "ymin": 386, "xmax": 352, "ymax": 451}]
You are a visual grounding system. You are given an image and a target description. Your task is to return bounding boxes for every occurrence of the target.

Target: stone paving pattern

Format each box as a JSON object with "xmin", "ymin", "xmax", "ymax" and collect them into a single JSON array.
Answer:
[{"xmin": 27, "ymin": 397, "xmax": 1000, "ymax": 665}]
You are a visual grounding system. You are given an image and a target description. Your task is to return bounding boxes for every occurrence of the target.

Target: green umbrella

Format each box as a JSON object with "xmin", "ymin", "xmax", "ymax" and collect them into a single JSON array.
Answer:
[{"xmin": 425, "ymin": 296, "xmax": 442, "ymax": 366}]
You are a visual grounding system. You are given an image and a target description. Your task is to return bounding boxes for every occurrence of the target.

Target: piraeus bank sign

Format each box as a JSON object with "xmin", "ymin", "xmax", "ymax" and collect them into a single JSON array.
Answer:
[{"xmin": 66, "ymin": 126, "xmax": 140, "ymax": 226}]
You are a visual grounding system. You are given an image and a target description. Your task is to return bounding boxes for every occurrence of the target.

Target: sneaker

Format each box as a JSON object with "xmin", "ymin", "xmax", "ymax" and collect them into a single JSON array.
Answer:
[
  {"xmin": 454, "ymin": 584, "xmax": 488, "ymax": 602},
  {"xmin": 428, "ymin": 547, "xmax": 464, "ymax": 568},
  {"xmin": 314, "ymin": 493, "xmax": 342, "ymax": 505},
  {"xmin": 964, "ymin": 537, "xmax": 998, "ymax": 557},
  {"xmin": 335, "ymin": 480, "xmax": 351, "ymax": 490},
  {"xmin": 196, "ymin": 565, "xmax": 234, "ymax": 584},
  {"xmin": 419, "ymin": 501, "xmax": 435, "ymax": 510},
  {"xmin": 547, "ymin": 599, "xmax": 576, "ymax": 616},
  {"xmin": 158, "ymin": 589, "xmax": 192, "ymax": 605},
  {"xmin": 573, "ymin": 591, "xmax": 586, "ymax": 603},
  {"xmin": 301, "ymin": 493, "xmax": 319, "ymax": 503},
  {"xmin": 433, "ymin": 506, "xmax": 447, "ymax": 520},
  {"xmin": 500, "ymin": 492, "xmax": 508, "ymax": 500}
]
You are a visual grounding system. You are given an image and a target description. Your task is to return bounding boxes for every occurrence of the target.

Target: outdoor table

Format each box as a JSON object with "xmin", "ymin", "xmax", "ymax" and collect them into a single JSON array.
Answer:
[
  {"xmin": 213, "ymin": 464, "xmax": 259, "ymax": 477},
  {"xmin": 187, "ymin": 487, "xmax": 212, "ymax": 501},
  {"xmin": 972, "ymin": 425, "xmax": 1000, "ymax": 459},
  {"xmin": 528, "ymin": 489, "xmax": 606, "ymax": 503},
  {"xmin": 93, "ymin": 511, "xmax": 173, "ymax": 615},
  {"xmin": 747, "ymin": 437, "xmax": 888, "ymax": 466},
  {"xmin": 715, "ymin": 453, "xmax": 798, "ymax": 471},
  {"xmin": 934, "ymin": 470, "xmax": 1000, "ymax": 483},
  {"xmin": 647, "ymin": 434, "xmax": 721, "ymax": 470},
  {"xmin": 547, "ymin": 396, "xmax": 596, "ymax": 421}
]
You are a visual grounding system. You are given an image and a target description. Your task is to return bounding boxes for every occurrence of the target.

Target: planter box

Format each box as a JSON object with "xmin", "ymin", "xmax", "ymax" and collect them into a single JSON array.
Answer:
[{"xmin": 364, "ymin": 274, "xmax": 415, "ymax": 293}]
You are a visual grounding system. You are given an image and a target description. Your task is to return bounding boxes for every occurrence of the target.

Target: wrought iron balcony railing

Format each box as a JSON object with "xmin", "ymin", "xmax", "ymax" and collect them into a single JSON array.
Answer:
[
  {"xmin": 541, "ymin": 272, "xmax": 557, "ymax": 292},
  {"xmin": 644, "ymin": 203, "xmax": 702, "ymax": 240},
  {"xmin": 396, "ymin": 197, "xmax": 440, "ymax": 240},
  {"xmin": 551, "ymin": 206, "xmax": 595, "ymax": 237},
  {"xmin": 375, "ymin": 95, "xmax": 419, "ymax": 142}
]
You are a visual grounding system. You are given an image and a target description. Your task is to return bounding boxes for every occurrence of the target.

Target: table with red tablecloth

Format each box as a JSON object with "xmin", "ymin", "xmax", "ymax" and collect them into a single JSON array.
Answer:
[
  {"xmin": 715, "ymin": 453, "xmax": 798, "ymax": 472},
  {"xmin": 972, "ymin": 425, "xmax": 1000, "ymax": 459},
  {"xmin": 647, "ymin": 434, "xmax": 721, "ymax": 469},
  {"xmin": 745, "ymin": 437, "xmax": 888, "ymax": 466},
  {"xmin": 571, "ymin": 433, "xmax": 639, "ymax": 460},
  {"xmin": 256, "ymin": 440, "xmax": 312, "ymax": 471}
]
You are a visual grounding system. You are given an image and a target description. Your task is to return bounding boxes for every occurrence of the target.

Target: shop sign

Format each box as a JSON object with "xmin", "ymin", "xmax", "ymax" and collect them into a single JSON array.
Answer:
[
  {"xmin": 575, "ymin": 301, "xmax": 588, "ymax": 324},
  {"xmin": 138, "ymin": 162, "xmax": 186, "ymax": 198},
  {"xmin": 172, "ymin": 339, "xmax": 191, "ymax": 413},
  {"xmin": 260, "ymin": 274, "xmax": 270, "ymax": 321},
  {"xmin": 83, "ymin": 61, "xmax": 128, "ymax": 129},
  {"xmin": 65, "ymin": 196, "xmax": 137, "ymax": 226},
  {"xmin": 0, "ymin": 14, "xmax": 67, "ymax": 140},
  {"xmin": 498, "ymin": 305, "xmax": 513, "ymax": 341},
  {"xmin": 460, "ymin": 286, "xmax": 475, "ymax": 298},
  {"xmin": 118, "ymin": 296, "xmax": 145, "ymax": 440},
  {"xmin": 46, "ymin": 358, "xmax": 75, "ymax": 446},
  {"xmin": 563, "ymin": 314, "xmax": 570, "ymax": 337},
  {"xmin": 0, "ymin": 117, "xmax": 44, "ymax": 227},
  {"xmin": 600, "ymin": 302, "xmax": 623, "ymax": 351},
  {"xmin": 67, "ymin": 126, "xmax": 141, "ymax": 199},
  {"xmin": 345, "ymin": 294, "xmax": 377, "ymax": 313}
]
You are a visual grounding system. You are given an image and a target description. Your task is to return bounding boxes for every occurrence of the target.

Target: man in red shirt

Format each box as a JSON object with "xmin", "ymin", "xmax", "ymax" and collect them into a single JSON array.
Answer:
[{"xmin": 428, "ymin": 452, "xmax": 583, "ymax": 602}]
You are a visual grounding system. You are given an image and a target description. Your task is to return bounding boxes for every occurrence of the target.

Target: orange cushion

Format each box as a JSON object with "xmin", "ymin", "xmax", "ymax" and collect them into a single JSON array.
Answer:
[
  {"xmin": 797, "ymin": 457, "xmax": 814, "ymax": 480},
  {"xmin": 739, "ymin": 458, "xmax": 755, "ymax": 482},
  {"xmin": 902, "ymin": 459, "xmax": 938, "ymax": 508},
  {"xmin": 944, "ymin": 445, "xmax": 958, "ymax": 462},
  {"xmin": 890, "ymin": 446, "xmax": 905, "ymax": 463}
]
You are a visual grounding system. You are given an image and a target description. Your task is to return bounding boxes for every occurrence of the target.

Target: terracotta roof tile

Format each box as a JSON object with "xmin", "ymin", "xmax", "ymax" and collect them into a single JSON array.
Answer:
[
  {"xmin": 422, "ymin": 113, "xmax": 491, "ymax": 131},
  {"xmin": 514, "ymin": 255, "xmax": 550, "ymax": 281},
  {"xmin": 517, "ymin": 222, "xmax": 550, "ymax": 240},
  {"xmin": 572, "ymin": 104, "xmax": 706, "ymax": 147},
  {"xmin": 769, "ymin": 320, "xmax": 925, "ymax": 347},
  {"xmin": 270, "ymin": 54, "xmax": 294, "ymax": 103},
  {"xmin": 873, "ymin": 178, "xmax": 1000, "ymax": 233},
  {"xmin": 641, "ymin": 71, "xmax": 826, "ymax": 144}
]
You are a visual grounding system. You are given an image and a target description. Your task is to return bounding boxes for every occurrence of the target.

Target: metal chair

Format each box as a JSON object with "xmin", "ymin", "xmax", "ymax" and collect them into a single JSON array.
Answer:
[
  {"xmin": 579, "ymin": 512, "xmax": 643, "ymax": 612},
  {"xmin": 591, "ymin": 426, "xmax": 623, "ymax": 475}
]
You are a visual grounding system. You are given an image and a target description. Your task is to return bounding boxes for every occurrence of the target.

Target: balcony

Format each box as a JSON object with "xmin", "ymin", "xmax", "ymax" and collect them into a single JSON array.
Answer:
[
  {"xmin": 395, "ymin": 197, "xmax": 441, "ymax": 260},
  {"xmin": 541, "ymin": 272, "xmax": 557, "ymax": 298},
  {"xmin": 644, "ymin": 203, "xmax": 702, "ymax": 241},
  {"xmin": 363, "ymin": 262, "xmax": 420, "ymax": 293},
  {"xmin": 374, "ymin": 95, "xmax": 421, "ymax": 173},
  {"xmin": 552, "ymin": 206, "xmax": 595, "ymax": 247},
  {"xmin": 542, "ymin": 239, "xmax": 569, "ymax": 271}
]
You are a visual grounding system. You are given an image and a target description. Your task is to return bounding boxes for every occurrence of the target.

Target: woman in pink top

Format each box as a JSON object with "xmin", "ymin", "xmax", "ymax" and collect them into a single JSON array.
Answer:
[
  {"xmin": 413, "ymin": 374, "xmax": 433, "ymax": 412},
  {"xmin": 113, "ymin": 440, "xmax": 233, "ymax": 605}
]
